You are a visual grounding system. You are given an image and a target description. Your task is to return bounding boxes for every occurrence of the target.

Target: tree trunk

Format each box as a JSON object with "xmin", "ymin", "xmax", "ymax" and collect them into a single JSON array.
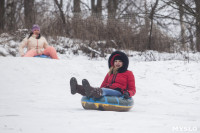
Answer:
[
  {"xmin": 54, "ymin": 0, "xmax": 69, "ymax": 36},
  {"xmin": 97, "ymin": 0, "xmax": 102, "ymax": 15},
  {"xmin": 107, "ymin": 0, "xmax": 118, "ymax": 19},
  {"xmin": 194, "ymin": 0, "xmax": 200, "ymax": 52},
  {"xmin": 6, "ymin": 0, "xmax": 17, "ymax": 31},
  {"xmin": 91, "ymin": 0, "xmax": 95, "ymax": 14},
  {"xmin": 73, "ymin": 0, "xmax": 81, "ymax": 14},
  {"xmin": 60, "ymin": 0, "xmax": 63, "ymax": 8},
  {"xmin": 148, "ymin": 0, "xmax": 159, "ymax": 50},
  {"xmin": 178, "ymin": 0, "xmax": 186, "ymax": 51},
  {"xmin": 188, "ymin": 26, "xmax": 195, "ymax": 51},
  {"xmin": 24, "ymin": 0, "xmax": 35, "ymax": 29},
  {"xmin": 54, "ymin": 0, "xmax": 65, "ymax": 24},
  {"xmin": 91, "ymin": 0, "xmax": 102, "ymax": 17},
  {"xmin": 144, "ymin": 0, "xmax": 150, "ymax": 29},
  {"xmin": 144, "ymin": 0, "xmax": 150, "ymax": 50},
  {"xmin": 0, "ymin": 0, "xmax": 5, "ymax": 32}
]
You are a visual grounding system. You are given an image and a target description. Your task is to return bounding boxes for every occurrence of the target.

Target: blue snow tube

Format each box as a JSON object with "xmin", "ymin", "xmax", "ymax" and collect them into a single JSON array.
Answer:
[
  {"xmin": 34, "ymin": 55, "xmax": 51, "ymax": 59},
  {"xmin": 81, "ymin": 96, "xmax": 134, "ymax": 112}
]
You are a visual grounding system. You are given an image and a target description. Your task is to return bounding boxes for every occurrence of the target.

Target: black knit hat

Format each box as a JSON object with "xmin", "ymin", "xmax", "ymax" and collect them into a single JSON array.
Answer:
[
  {"xmin": 113, "ymin": 55, "xmax": 123, "ymax": 62},
  {"xmin": 108, "ymin": 51, "xmax": 129, "ymax": 73}
]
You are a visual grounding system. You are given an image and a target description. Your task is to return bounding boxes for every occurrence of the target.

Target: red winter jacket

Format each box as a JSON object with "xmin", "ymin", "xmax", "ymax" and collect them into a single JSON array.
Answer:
[{"xmin": 100, "ymin": 70, "xmax": 136, "ymax": 97}]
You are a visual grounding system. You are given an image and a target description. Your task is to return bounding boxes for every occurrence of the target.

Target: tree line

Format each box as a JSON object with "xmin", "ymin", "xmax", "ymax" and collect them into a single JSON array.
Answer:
[{"xmin": 0, "ymin": 0, "xmax": 200, "ymax": 53}]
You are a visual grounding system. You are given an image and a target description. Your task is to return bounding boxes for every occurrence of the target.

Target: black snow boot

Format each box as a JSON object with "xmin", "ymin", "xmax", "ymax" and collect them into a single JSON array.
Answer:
[
  {"xmin": 82, "ymin": 79, "xmax": 103, "ymax": 98},
  {"xmin": 70, "ymin": 77, "xmax": 86, "ymax": 96}
]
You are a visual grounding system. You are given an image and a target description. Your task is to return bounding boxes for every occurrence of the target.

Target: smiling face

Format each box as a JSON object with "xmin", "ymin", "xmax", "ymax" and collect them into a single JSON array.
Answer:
[
  {"xmin": 33, "ymin": 29, "xmax": 40, "ymax": 35},
  {"xmin": 114, "ymin": 60, "xmax": 123, "ymax": 69}
]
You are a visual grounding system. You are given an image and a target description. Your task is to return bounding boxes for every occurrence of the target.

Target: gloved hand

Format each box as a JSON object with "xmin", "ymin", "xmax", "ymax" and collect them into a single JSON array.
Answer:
[{"xmin": 123, "ymin": 92, "xmax": 130, "ymax": 99}]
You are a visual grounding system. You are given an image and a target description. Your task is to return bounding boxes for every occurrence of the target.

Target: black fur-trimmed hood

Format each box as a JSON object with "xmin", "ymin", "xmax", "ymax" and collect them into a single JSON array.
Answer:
[{"xmin": 108, "ymin": 51, "xmax": 129, "ymax": 73}]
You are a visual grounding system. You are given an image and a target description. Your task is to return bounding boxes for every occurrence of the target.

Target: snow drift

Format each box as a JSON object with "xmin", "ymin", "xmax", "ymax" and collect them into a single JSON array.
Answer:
[{"xmin": 0, "ymin": 56, "xmax": 199, "ymax": 133}]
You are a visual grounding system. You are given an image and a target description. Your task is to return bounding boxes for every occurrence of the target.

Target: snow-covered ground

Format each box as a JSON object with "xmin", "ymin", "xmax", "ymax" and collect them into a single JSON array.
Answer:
[{"xmin": 0, "ymin": 55, "xmax": 200, "ymax": 133}]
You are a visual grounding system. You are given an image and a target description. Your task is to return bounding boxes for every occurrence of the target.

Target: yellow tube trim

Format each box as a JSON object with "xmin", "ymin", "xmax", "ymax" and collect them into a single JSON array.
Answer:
[{"xmin": 81, "ymin": 101, "xmax": 133, "ymax": 109}]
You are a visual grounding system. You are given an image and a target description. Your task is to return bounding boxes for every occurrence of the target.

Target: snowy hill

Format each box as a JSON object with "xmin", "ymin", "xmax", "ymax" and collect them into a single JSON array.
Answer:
[{"xmin": 0, "ymin": 56, "xmax": 200, "ymax": 133}]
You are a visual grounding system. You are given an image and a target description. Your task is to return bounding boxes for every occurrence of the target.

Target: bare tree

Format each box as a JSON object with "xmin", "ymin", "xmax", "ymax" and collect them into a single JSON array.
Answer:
[
  {"xmin": 177, "ymin": 0, "xmax": 186, "ymax": 51},
  {"xmin": 160, "ymin": 0, "xmax": 200, "ymax": 52},
  {"xmin": 144, "ymin": 0, "xmax": 150, "ymax": 49},
  {"xmin": 91, "ymin": 0, "xmax": 102, "ymax": 17},
  {"xmin": 194, "ymin": 0, "xmax": 200, "ymax": 52},
  {"xmin": 0, "ymin": 0, "xmax": 5, "ymax": 32},
  {"xmin": 107, "ymin": 0, "xmax": 118, "ymax": 19},
  {"xmin": 54, "ymin": 0, "xmax": 69, "ymax": 35},
  {"xmin": 187, "ymin": 24, "xmax": 195, "ymax": 51},
  {"xmin": 24, "ymin": 0, "xmax": 35, "ymax": 29},
  {"xmin": 54, "ymin": 0, "xmax": 65, "ymax": 24},
  {"xmin": 73, "ymin": 0, "xmax": 81, "ymax": 14},
  {"xmin": 60, "ymin": 0, "xmax": 63, "ymax": 8},
  {"xmin": 148, "ymin": 0, "xmax": 159, "ymax": 50},
  {"xmin": 6, "ymin": 0, "xmax": 17, "ymax": 31}
]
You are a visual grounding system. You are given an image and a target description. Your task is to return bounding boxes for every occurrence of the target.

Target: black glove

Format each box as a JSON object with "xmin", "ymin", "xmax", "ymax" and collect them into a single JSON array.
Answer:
[{"xmin": 123, "ymin": 92, "xmax": 130, "ymax": 99}]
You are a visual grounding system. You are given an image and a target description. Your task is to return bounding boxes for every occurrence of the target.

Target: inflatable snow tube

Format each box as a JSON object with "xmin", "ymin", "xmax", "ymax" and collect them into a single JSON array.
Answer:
[
  {"xmin": 81, "ymin": 96, "xmax": 134, "ymax": 112},
  {"xmin": 34, "ymin": 55, "xmax": 51, "ymax": 59}
]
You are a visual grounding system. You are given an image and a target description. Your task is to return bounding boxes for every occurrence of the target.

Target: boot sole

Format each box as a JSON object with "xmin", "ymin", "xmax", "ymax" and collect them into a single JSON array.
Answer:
[
  {"xmin": 82, "ymin": 79, "xmax": 92, "ymax": 97},
  {"xmin": 70, "ymin": 77, "xmax": 77, "ymax": 95}
]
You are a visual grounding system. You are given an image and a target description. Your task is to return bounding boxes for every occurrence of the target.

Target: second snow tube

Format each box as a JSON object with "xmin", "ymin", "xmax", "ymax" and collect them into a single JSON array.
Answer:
[
  {"xmin": 81, "ymin": 96, "xmax": 134, "ymax": 112},
  {"xmin": 34, "ymin": 55, "xmax": 51, "ymax": 59}
]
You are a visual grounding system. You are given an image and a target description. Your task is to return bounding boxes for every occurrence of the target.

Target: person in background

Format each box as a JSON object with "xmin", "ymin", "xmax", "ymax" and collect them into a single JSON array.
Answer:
[
  {"xmin": 19, "ymin": 24, "xmax": 59, "ymax": 59},
  {"xmin": 70, "ymin": 51, "xmax": 136, "ymax": 99}
]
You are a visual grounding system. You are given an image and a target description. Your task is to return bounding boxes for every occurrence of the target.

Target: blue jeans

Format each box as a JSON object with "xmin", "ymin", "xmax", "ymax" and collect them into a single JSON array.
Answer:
[{"xmin": 101, "ymin": 88, "xmax": 123, "ymax": 97}]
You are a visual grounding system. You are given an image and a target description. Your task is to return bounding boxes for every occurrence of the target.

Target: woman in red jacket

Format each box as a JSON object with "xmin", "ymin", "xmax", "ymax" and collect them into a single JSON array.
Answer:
[{"xmin": 70, "ymin": 51, "xmax": 136, "ymax": 99}]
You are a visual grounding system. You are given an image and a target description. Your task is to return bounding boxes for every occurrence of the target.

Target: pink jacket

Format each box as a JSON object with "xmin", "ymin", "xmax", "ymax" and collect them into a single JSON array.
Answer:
[{"xmin": 19, "ymin": 34, "xmax": 48, "ymax": 56}]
